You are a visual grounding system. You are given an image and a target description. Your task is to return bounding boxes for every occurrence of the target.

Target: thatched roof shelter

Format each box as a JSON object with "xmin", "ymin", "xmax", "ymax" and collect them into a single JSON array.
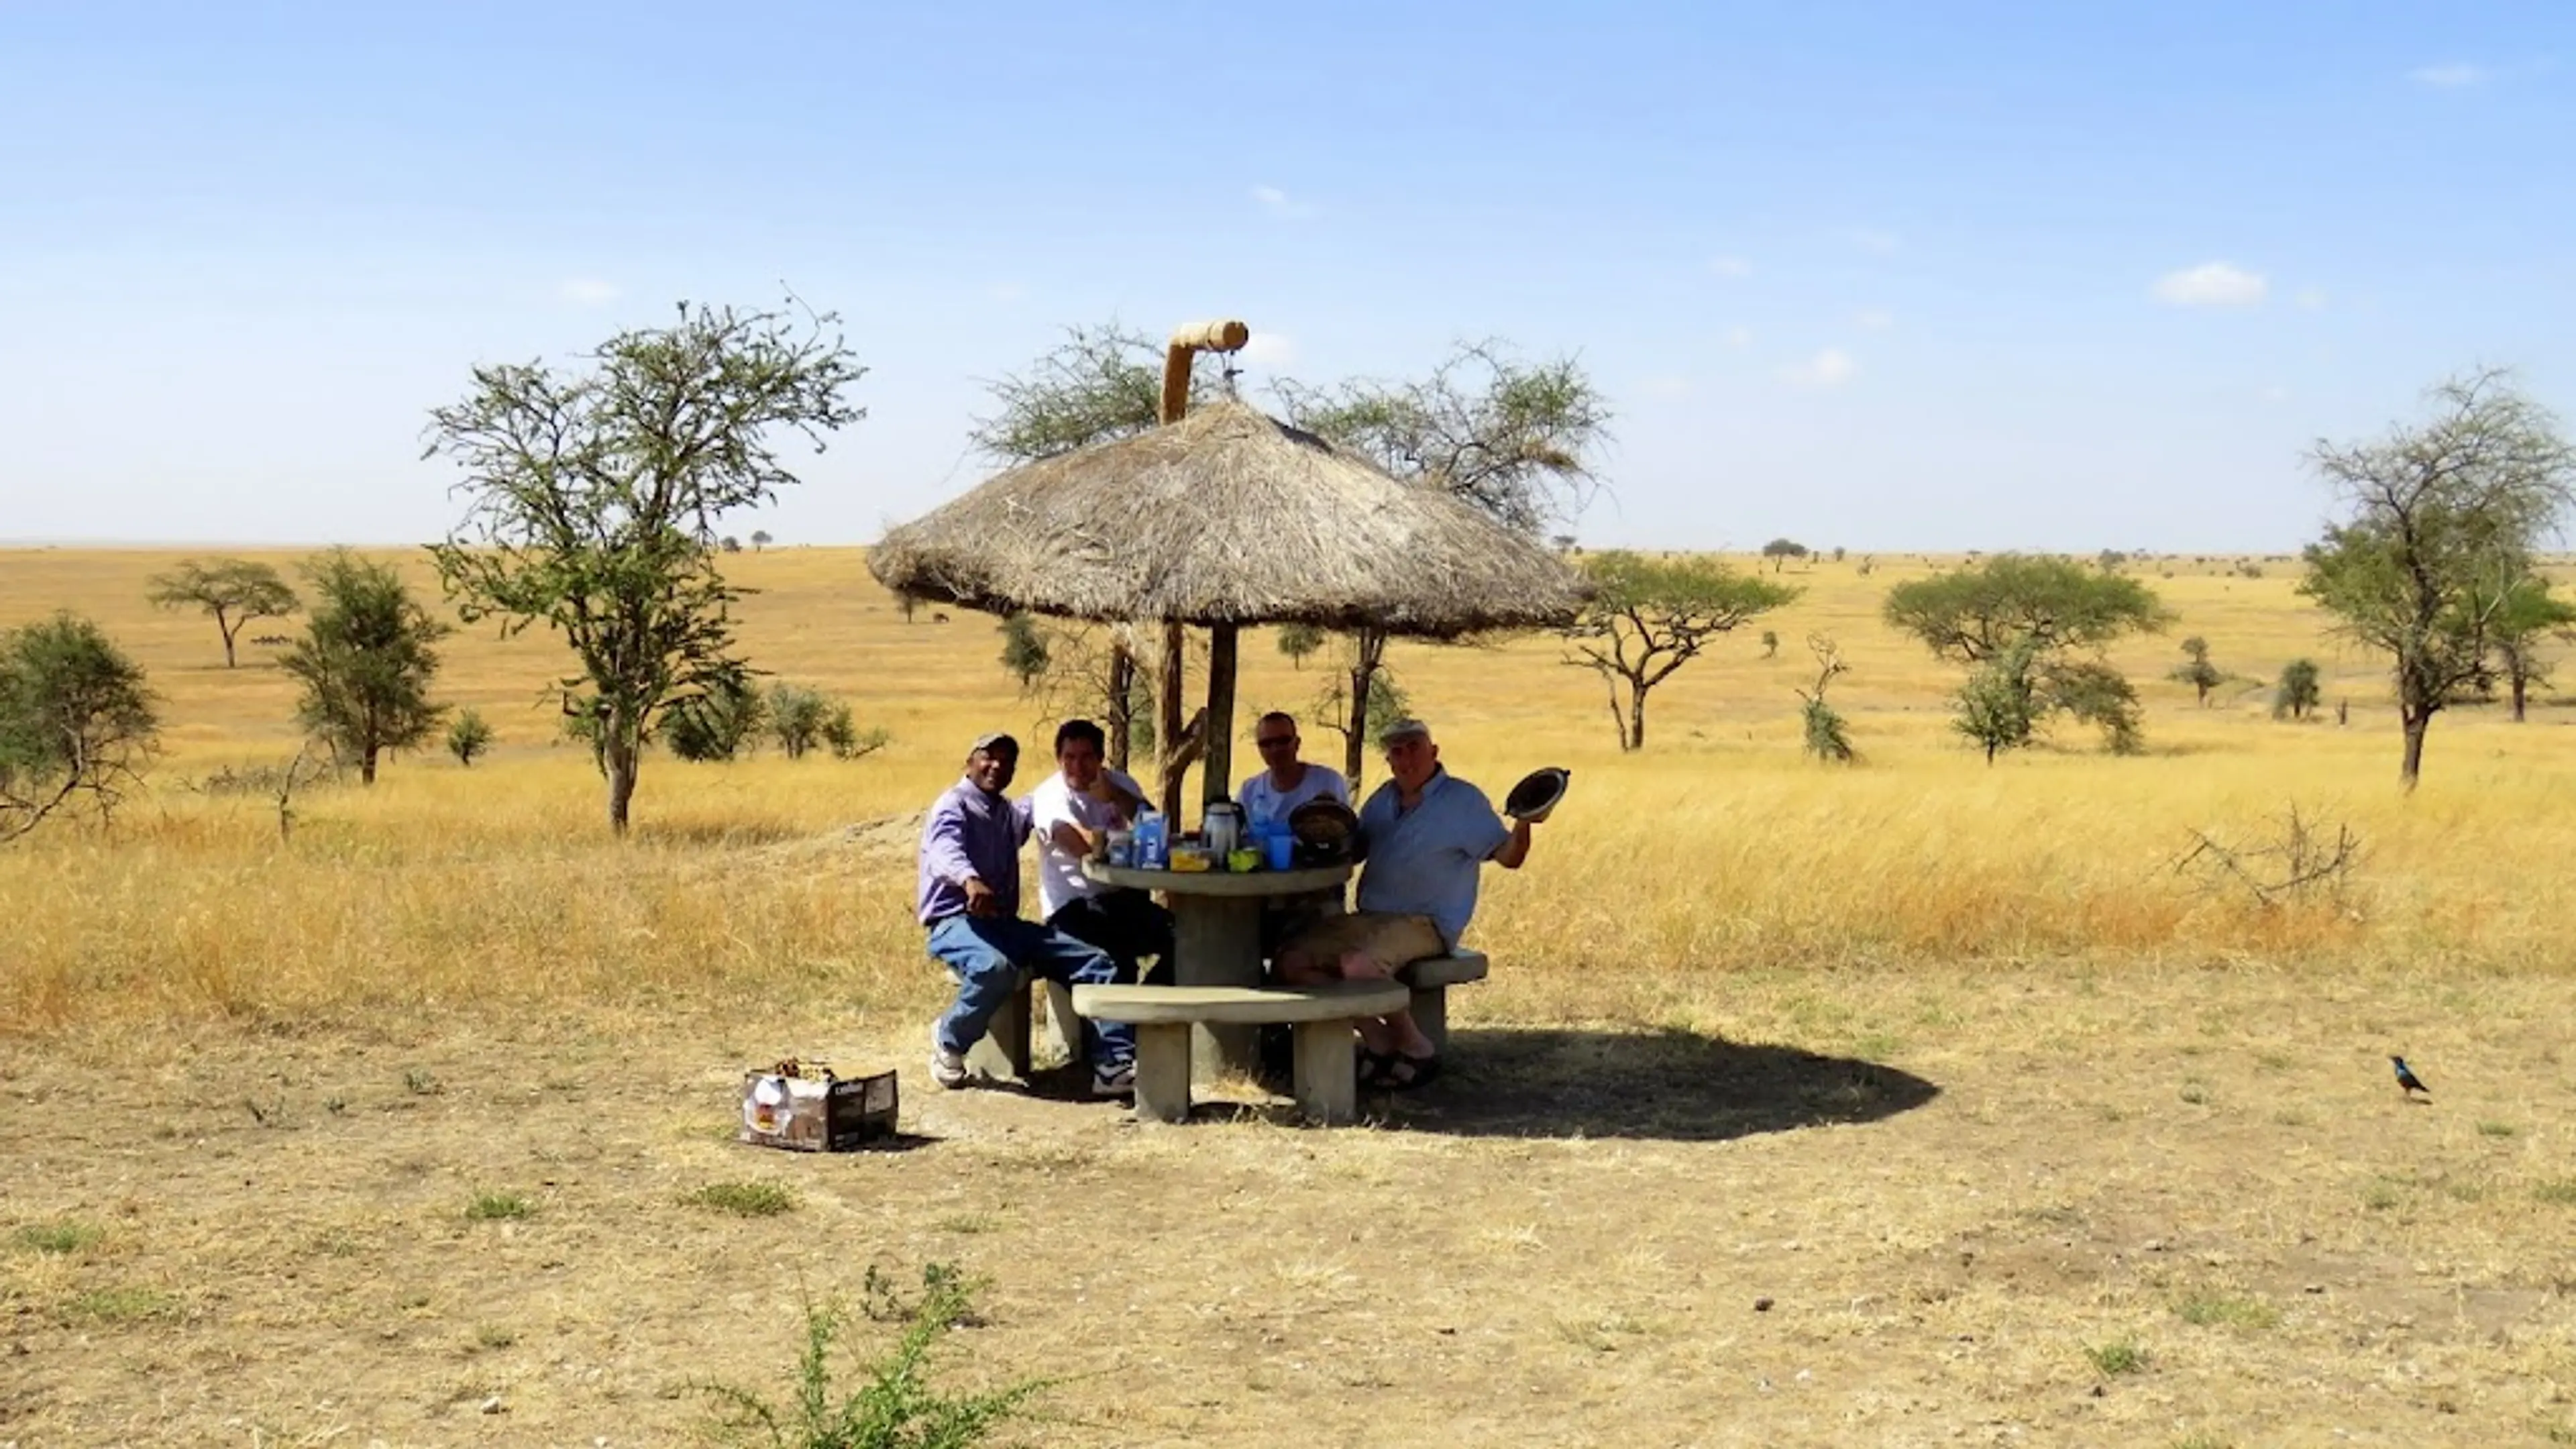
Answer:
[{"xmin": 867, "ymin": 400, "xmax": 1587, "ymax": 639}]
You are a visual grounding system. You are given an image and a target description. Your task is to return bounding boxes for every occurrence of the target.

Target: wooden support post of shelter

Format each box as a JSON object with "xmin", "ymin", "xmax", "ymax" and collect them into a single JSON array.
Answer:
[{"xmin": 1151, "ymin": 319, "xmax": 1250, "ymax": 821}]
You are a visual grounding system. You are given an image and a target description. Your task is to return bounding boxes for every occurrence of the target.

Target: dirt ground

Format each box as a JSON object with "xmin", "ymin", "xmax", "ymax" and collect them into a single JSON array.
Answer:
[{"xmin": 5, "ymin": 964, "xmax": 2574, "ymax": 1448}]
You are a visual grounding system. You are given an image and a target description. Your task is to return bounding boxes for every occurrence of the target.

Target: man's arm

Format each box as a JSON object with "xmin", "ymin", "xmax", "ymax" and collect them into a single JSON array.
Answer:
[
  {"xmin": 1491, "ymin": 817, "xmax": 1534, "ymax": 870},
  {"xmin": 924, "ymin": 802, "xmax": 979, "ymax": 888},
  {"xmin": 1040, "ymin": 782, "xmax": 1118, "ymax": 859},
  {"xmin": 926, "ymin": 802, "xmax": 1003, "ymax": 915}
]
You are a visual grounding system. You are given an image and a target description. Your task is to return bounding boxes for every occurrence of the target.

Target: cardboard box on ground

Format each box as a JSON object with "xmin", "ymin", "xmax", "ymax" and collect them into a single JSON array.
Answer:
[{"xmin": 737, "ymin": 1060, "xmax": 900, "ymax": 1151}]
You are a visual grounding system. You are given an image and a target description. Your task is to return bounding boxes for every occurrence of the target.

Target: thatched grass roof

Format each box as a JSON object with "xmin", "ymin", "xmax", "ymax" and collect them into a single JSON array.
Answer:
[{"xmin": 869, "ymin": 401, "xmax": 1587, "ymax": 637}]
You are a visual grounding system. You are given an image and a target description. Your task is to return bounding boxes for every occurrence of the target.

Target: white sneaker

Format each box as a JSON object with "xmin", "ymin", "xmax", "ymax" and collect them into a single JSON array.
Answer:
[
  {"xmin": 1091, "ymin": 1057, "xmax": 1136, "ymax": 1097},
  {"xmin": 930, "ymin": 1036, "xmax": 969, "ymax": 1089}
]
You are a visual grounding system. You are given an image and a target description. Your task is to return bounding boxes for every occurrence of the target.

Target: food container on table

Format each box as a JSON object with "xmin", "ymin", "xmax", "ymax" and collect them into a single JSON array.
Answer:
[
  {"xmin": 1169, "ymin": 843, "xmax": 1212, "ymax": 873},
  {"xmin": 1226, "ymin": 847, "xmax": 1260, "ymax": 873},
  {"xmin": 1104, "ymin": 828, "xmax": 1136, "ymax": 867}
]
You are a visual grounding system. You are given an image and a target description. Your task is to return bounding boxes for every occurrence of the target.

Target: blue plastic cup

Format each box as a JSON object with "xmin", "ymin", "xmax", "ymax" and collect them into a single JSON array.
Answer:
[{"xmin": 1264, "ymin": 828, "xmax": 1295, "ymax": 870}]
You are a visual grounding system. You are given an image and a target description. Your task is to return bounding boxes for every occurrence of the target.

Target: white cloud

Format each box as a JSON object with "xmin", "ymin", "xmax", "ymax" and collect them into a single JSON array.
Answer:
[
  {"xmin": 1854, "ymin": 307, "xmax": 1896, "ymax": 330},
  {"xmin": 1780, "ymin": 347, "xmax": 1858, "ymax": 388},
  {"xmin": 2153, "ymin": 262, "xmax": 2268, "ymax": 307},
  {"xmin": 1252, "ymin": 184, "xmax": 1315, "ymax": 219},
  {"xmin": 1846, "ymin": 227, "xmax": 1902, "ymax": 254},
  {"xmin": 2410, "ymin": 62, "xmax": 2484, "ymax": 87},
  {"xmin": 1723, "ymin": 325, "xmax": 1755, "ymax": 350},
  {"xmin": 1709, "ymin": 254, "xmax": 1754, "ymax": 278},
  {"xmin": 1240, "ymin": 331, "xmax": 1297, "ymax": 366},
  {"xmin": 559, "ymin": 278, "xmax": 620, "ymax": 306}
]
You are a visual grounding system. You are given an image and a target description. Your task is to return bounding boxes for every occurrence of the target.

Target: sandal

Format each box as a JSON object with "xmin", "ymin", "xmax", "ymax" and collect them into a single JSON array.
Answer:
[
  {"xmin": 1357, "ymin": 1047, "xmax": 1397, "ymax": 1087},
  {"xmin": 1378, "ymin": 1051, "xmax": 1442, "ymax": 1091}
]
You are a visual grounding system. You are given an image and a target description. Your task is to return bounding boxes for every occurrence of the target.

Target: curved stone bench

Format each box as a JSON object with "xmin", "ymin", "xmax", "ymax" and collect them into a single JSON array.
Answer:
[
  {"xmin": 958, "ymin": 969, "xmax": 1083, "ymax": 1085},
  {"xmin": 1396, "ymin": 951, "xmax": 1489, "ymax": 1056},
  {"xmin": 1073, "ymin": 980, "xmax": 1409, "ymax": 1125}
]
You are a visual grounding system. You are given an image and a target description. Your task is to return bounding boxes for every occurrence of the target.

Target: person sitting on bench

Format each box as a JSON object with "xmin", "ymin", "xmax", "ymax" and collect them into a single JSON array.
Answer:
[
  {"xmin": 1271, "ymin": 717, "xmax": 1534, "ymax": 1089},
  {"xmin": 1027, "ymin": 718, "xmax": 1175, "ymax": 984},
  {"xmin": 918, "ymin": 731, "xmax": 1136, "ymax": 1097}
]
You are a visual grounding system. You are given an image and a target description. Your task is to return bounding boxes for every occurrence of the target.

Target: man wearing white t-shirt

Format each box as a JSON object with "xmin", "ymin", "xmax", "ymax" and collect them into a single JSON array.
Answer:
[
  {"xmin": 1027, "ymin": 718, "xmax": 1175, "ymax": 983},
  {"xmin": 1238, "ymin": 711, "xmax": 1350, "ymax": 824},
  {"xmin": 1238, "ymin": 711, "xmax": 1350, "ymax": 959}
]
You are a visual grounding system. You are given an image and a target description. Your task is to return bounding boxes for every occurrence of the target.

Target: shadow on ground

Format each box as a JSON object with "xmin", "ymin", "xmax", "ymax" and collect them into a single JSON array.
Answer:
[{"xmin": 1381, "ymin": 1026, "xmax": 1940, "ymax": 1142}]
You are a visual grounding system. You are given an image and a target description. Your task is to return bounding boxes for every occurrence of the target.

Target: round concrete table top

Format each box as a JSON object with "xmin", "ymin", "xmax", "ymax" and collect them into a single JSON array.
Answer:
[{"xmin": 1081, "ymin": 860, "xmax": 1351, "ymax": 896}]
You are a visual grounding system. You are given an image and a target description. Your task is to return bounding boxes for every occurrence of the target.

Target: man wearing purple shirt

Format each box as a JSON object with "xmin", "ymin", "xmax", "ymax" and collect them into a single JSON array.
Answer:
[{"xmin": 919, "ymin": 731, "xmax": 1136, "ymax": 1096}]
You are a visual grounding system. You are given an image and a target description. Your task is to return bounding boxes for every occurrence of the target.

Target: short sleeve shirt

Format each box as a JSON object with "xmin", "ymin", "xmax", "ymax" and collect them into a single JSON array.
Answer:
[
  {"xmin": 1026, "ymin": 768, "xmax": 1142, "ymax": 920},
  {"xmin": 1352, "ymin": 767, "xmax": 1511, "ymax": 949},
  {"xmin": 1238, "ymin": 764, "xmax": 1350, "ymax": 826}
]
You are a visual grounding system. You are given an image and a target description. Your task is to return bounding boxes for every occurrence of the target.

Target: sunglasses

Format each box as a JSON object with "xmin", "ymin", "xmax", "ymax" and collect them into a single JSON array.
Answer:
[{"xmin": 1255, "ymin": 735, "xmax": 1296, "ymax": 748}]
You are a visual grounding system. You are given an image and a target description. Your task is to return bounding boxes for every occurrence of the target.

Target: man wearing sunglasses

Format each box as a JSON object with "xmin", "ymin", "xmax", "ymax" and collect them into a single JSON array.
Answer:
[{"xmin": 1238, "ymin": 710, "xmax": 1350, "ymax": 825}]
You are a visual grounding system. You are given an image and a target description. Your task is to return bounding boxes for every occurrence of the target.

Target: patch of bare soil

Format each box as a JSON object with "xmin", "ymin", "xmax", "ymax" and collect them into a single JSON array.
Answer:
[{"xmin": 5, "ymin": 971, "xmax": 2574, "ymax": 1446}]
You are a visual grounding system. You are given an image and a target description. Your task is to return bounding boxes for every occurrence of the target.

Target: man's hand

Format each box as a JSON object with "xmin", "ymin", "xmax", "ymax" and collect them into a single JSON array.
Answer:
[{"xmin": 963, "ymin": 877, "xmax": 1000, "ymax": 918}]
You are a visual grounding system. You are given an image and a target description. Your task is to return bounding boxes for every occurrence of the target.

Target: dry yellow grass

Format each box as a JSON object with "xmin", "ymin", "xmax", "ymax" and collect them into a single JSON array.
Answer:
[
  {"xmin": 3, "ymin": 545, "xmax": 2573, "ymax": 1033},
  {"xmin": 5, "ymin": 545, "xmax": 2576, "ymax": 1445}
]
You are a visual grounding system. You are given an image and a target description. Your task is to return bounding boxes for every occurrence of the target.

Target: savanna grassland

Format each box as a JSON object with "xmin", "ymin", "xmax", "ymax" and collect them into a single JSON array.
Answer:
[{"xmin": 5, "ymin": 544, "xmax": 2575, "ymax": 1447}]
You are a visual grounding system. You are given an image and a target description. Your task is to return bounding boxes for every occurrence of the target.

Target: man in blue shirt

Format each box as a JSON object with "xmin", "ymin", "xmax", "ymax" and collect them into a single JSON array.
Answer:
[
  {"xmin": 918, "ymin": 731, "xmax": 1136, "ymax": 1096},
  {"xmin": 1272, "ymin": 718, "xmax": 1535, "ymax": 1089}
]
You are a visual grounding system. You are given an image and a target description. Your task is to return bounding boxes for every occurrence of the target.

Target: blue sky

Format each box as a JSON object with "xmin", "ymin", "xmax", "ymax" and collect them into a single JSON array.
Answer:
[{"xmin": 3, "ymin": 2, "xmax": 2570, "ymax": 552}]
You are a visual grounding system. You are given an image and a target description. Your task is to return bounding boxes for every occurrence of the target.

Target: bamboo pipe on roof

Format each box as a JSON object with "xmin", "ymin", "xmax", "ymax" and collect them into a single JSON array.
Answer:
[{"xmin": 1159, "ymin": 319, "xmax": 1250, "ymax": 425}]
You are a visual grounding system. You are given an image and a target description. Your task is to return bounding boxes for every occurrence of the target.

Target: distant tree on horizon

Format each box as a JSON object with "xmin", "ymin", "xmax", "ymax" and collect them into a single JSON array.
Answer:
[
  {"xmin": 1560, "ymin": 551, "xmax": 1798, "ymax": 751},
  {"xmin": 1761, "ymin": 537, "xmax": 1809, "ymax": 573},
  {"xmin": 1884, "ymin": 553, "xmax": 2172, "ymax": 759},
  {"xmin": 146, "ymin": 557, "xmax": 299, "ymax": 667}
]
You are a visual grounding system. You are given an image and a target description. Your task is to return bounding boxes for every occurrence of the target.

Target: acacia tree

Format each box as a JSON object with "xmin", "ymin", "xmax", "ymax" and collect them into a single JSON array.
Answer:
[
  {"xmin": 0, "ymin": 613, "xmax": 159, "ymax": 841},
  {"xmin": 2298, "ymin": 369, "xmax": 2576, "ymax": 786},
  {"xmin": 1761, "ymin": 538, "xmax": 1809, "ymax": 573},
  {"xmin": 2171, "ymin": 636, "xmax": 2222, "ymax": 706},
  {"xmin": 2485, "ymin": 574, "xmax": 2576, "ymax": 722},
  {"xmin": 146, "ymin": 558, "xmax": 299, "ymax": 667},
  {"xmin": 279, "ymin": 549, "xmax": 449, "ymax": 785},
  {"xmin": 1884, "ymin": 553, "xmax": 2172, "ymax": 757},
  {"xmin": 426, "ymin": 300, "xmax": 865, "ymax": 833},
  {"xmin": 2274, "ymin": 659, "xmax": 2322, "ymax": 720},
  {"xmin": 1560, "ymin": 551, "xmax": 1798, "ymax": 750},
  {"xmin": 1275, "ymin": 341, "xmax": 1611, "ymax": 782}
]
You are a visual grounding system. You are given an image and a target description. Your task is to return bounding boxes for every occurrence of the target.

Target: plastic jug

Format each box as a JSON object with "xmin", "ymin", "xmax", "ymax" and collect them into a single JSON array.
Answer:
[
  {"xmin": 1134, "ymin": 812, "xmax": 1167, "ymax": 870},
  {"xmin": 1203, "ymin": 801, "xmax": 1244, "ymax": 860}
]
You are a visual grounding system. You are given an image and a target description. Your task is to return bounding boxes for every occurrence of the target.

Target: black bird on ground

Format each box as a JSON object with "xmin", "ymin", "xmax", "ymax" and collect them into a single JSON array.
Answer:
[{"xmin": 2390, "ymin": 1055, "xmax": 2429, "ymax": 1100}]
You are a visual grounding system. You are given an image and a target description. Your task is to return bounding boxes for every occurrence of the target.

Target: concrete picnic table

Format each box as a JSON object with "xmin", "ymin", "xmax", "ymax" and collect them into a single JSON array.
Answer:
[{"xmin": 1081, "ymin": 859, "xmax": 1352, "ymax": 1083}]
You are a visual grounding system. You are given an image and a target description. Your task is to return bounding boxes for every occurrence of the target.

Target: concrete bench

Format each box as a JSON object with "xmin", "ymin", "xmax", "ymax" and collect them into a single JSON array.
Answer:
[
  {"xmin": 1397, "ymin": 951, "xmax": 1489, "ymax": 1057},
  {"xmin": 963, "ymin": 971, "xmax": 1084, "ymax": 1084},
  {"xmin": 1072, "ymin": 980, "xmax": 1410, "ymax": 1126}
]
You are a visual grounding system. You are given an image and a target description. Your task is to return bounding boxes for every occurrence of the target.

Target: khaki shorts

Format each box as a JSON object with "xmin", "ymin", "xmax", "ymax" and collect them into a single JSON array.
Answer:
[{"xmin": 1276, "ymin": 911, "xmax": 1444, "ymax": 979}]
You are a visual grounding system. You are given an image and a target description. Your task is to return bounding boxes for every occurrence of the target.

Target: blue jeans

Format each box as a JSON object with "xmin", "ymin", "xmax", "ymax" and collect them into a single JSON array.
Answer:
[{"xmin": 927, "ymin": 914, "xmax": 1135, "ymax": 1065}]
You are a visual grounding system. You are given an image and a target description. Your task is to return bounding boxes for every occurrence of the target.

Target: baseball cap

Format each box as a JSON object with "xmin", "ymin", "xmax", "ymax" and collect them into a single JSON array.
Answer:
[
  {"xmin": 1377, "ymin": 717, "xmax": 1431, "ymax": 746},
  {"xmin": 970, "ymin": 731, "xmax": 1020, "ymax": 756}
]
